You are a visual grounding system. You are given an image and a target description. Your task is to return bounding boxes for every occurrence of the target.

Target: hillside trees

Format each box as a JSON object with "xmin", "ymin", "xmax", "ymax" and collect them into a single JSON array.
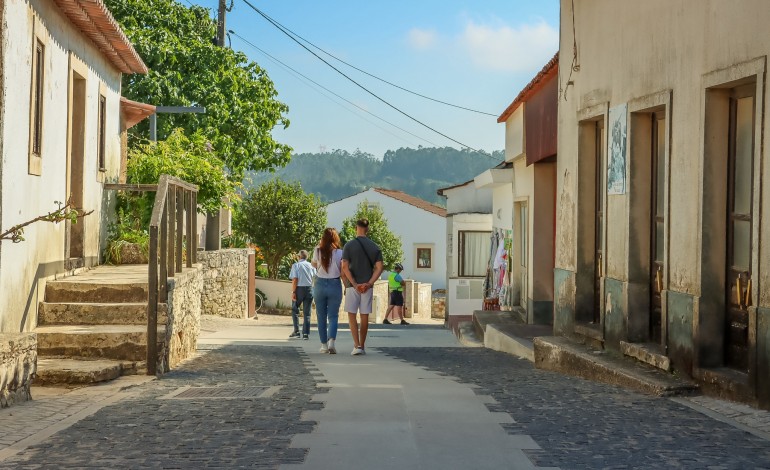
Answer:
[
  {"xmin": 233, "ymin": 180, "xmax": 326, "ymax": 278},
  {"xmin": 340, "ymin": 202, "xmax": 403, "ymax": 270},
  {"xmin": 105, "ymin": 0, "xmax": 292, "ymax": 182}
]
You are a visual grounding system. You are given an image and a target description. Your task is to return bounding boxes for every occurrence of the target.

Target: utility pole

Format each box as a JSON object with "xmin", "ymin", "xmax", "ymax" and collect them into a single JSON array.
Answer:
[{"xmin": 206, "ymin": 0, "xmax": 228, "ymax": 250}]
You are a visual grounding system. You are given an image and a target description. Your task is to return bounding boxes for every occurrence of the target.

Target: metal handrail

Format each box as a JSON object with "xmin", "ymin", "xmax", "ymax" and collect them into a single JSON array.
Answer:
[{"xmin": 106, "ymin": 175, "xmax": 198, "ymax": 375}]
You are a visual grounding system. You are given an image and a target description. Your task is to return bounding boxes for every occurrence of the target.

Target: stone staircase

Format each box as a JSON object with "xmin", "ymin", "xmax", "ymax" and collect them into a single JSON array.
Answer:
[{"xmin": 34, "ymin": 265, "xmax": 167, "ymax": 386}]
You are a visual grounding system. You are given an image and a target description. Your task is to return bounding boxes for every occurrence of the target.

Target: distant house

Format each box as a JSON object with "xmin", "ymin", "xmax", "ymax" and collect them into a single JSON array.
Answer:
[
  {"xmin": 437, "ymin": 180, "xmax": 493, "ymax": 329},
  {"xmin": 0, "ymin": 0, "xmax": 148, "ymax": 403},
  {"xmin": 325, "ymin": 188, "xmax": 447, "ymax": 289}
]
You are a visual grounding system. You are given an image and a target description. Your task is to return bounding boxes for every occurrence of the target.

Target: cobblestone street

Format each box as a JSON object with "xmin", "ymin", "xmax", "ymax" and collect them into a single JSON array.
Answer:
[{"xmin": 1, "ymin": 319, "xmax": 769, "ymax": 469}]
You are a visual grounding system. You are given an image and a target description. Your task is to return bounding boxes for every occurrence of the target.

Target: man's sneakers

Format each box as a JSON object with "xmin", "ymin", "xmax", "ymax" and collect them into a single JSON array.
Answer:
[
  {"xmin": 383, "ymin": 319, "xmax": 392, "ymax": 325},
  {"xmin": 288, "ymin": 331, "xmax": 301, "ymax": 339},
  {"xmin": 400, "ymin": 320, "xmax": 410, "ymax": 325},
  {"xmin": 328, "ymin": 339, "xmax": 337, "ymax": 354},
  {"xmin": 351, "ymin": 347, "xmax": 365, "ymax": 356},
  {"xmin": 303, "ymin": 334, "xmax": 309, "ymax": 340},
  {"xmin": 320, "ymin": 343, "xmax": 329, "ymax": 354}
]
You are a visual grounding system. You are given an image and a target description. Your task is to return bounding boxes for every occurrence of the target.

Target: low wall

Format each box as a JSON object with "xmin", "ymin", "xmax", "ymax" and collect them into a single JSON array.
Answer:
[
  {"xmin": 0, "ymin": 333, "xmax": 36, "ymax": 408},
  {"xmin": 198, "ymin": 249, "xmax": 253, "ymax": 318},
  {"xmin": 432, "ymin": 290, "xmax": 446, "ymax": 319},
  {"xmin": 371, "ymin": 280, "xmax": 388, "ymax": 323},
  {"xmin": 256, "ymin": 277, "xmax": 293, "ymax": 309},
  {"xmin": 165, "ymin": 266, "xmax": 203, "ymax": 370},
  {"xmin": 416, "ymin": 283, "xmax": 432, "ymax": 318}
]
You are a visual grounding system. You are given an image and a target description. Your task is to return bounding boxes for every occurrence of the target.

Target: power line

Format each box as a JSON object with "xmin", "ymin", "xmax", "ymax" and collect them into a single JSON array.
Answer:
[
  {"xmin": 230, "ymin": 31, "xmax": 435, "ymax": 148},
  {"xmin": 230, "ymin": 30, "xmax": 439, "ymax": 147},
  {"xmin": 251, "ymin": 8, "xmax": 496, "ymax": 117},
  {"xmin": 239, "ymin": 0, "xmax": 500, "ymax": 161}
]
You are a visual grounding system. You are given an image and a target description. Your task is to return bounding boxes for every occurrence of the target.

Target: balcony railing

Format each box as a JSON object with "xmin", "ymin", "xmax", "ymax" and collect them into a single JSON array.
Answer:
[{"xmin": 105, "ymin": 175, "xmax": 198, "ymax": 374}]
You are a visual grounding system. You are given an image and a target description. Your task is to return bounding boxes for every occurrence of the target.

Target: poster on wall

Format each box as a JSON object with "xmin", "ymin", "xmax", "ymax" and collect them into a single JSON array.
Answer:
[{"xmin": 607, "ymin": 103, "xmax": 628, "ymax": 195}]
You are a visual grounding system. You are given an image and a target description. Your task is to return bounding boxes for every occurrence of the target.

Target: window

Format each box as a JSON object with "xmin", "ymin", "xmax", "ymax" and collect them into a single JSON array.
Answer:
[
  {"xmin": 31, "ymin": 40, "xmax": 45, "ymax": 157},
  {"xmin": 459, "ymin": 231, "xmax": 491, "ymax": 277},
  {"xmin": 98, "ymin": 95, "xmax": 107, "ymax": 171},
  {"xmin": 416, "ymin": 247, "xmax": 432, "ymax": 269}
]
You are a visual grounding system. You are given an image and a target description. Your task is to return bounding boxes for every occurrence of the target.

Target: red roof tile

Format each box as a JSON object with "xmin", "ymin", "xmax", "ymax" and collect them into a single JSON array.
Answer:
[
  {"xmin": 497, "ymin": 52, "xmax": 558, "ymax": 123},
  {"xmin": 52, "ymin": 0, "xmax": 147, "ymax": 74},
  {"xmin": 373, "ymin": 188, "xmax": 447, "ymax": 218}
]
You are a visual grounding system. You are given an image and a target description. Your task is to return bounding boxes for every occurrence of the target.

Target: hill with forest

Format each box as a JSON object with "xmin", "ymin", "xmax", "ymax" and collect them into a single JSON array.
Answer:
[{"xmin": 244, "ymin": 147, "xmax": 503, "ymax": 206}]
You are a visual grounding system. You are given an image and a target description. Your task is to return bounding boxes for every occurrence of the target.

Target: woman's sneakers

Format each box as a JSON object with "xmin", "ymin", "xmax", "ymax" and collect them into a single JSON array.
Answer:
[
  {"xmin": 320, "ymin": 343, "xmax": 329, "ymax": 354},
  {"xmin": 328, "ymin": 339, "xmax": 337, "ymax": 354},
  {"xmin": 351, "ymin": 347, "xmax": 365, "ymax": 356}
]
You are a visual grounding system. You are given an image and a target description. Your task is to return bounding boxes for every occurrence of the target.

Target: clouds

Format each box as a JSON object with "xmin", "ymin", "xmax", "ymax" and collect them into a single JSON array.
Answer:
[
  {"xmin": 406, "ymin": 19, "xmax": 559, "ymax": 73},
  {"xmin": 407, "ymin": 28, "xmax": 438, "ymax": 50}
]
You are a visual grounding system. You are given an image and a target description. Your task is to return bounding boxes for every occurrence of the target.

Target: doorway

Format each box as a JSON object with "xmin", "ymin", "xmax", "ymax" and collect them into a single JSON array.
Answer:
[
  {"xmin": 66, "ymin": 70, "xmax": 86, "ymax": 263},
  {"xmin": 593, "ymin": 120, "xmax": 605, "ymax": 324},
  {"xmin": 724, "ymin": 86, "xmax": 755, "ymax": 372},
  {"xmin": 649, "ymin": 112, "xmax": 666, "ymax": 344}
]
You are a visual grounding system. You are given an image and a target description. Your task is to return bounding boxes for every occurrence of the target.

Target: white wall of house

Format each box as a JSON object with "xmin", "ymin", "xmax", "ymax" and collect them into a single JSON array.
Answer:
[
  {"xmin": 504, "ymin": 105, "xmax": 525, "ymax": 162},
  {"xmin": 443, "ymin": 181, "xmax": 492, "ymax": 215},
  {"xmin": 0, "ymin": 0, "xmax": 124, "ymax": 332},
  {"xmin": 325, "ymin": 188, "xmax": 447, "ymax": 289},
  {"xmin": 445, "ymin": 213, "xmax": 492, "ymax": 317}
]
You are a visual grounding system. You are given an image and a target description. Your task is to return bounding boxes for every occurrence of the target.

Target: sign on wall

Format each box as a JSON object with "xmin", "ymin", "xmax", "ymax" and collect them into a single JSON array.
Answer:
[{"xmin": 607, "ymin": 103, "xmax": 628, "ymax": 195}]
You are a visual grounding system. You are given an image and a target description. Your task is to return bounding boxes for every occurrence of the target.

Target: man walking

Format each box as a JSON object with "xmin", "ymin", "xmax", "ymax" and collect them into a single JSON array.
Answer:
[
  {"xmin": 289, "ymin": 250, "xmax": 316, "ymax": 340},
  {"xmin": 341, "ymin": 219, "xmax": 384, "ymax": 355},
  {"xmin": 383, "ymin": 263, "xmax": 409, "ymax": 325}
]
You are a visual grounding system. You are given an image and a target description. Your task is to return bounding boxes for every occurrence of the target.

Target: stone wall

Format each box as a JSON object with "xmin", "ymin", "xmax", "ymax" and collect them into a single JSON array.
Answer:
[
  {"xmin": 432, "ymin": 290, "xmax": 446, "ymax": 319},
  {"xmin": 0, "ymin": 333, "xmax": 36, "ymax": 408},
  {"xmin": 416, "ymin": 283, "xmax": 433, "ymax": 319},
  {"xmin": 165, "ymin": 266, "xmax": 203, "ymax": 370},
  {"xmin": 198, "ymin": 249, "xmax": 253, "ymax": 318}
]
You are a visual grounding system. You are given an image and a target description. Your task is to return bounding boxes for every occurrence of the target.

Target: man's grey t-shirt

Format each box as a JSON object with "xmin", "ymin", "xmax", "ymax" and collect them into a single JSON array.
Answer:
[{"xmin": 342, "ymin": 236, "xmax": 383, "ymax": 284}]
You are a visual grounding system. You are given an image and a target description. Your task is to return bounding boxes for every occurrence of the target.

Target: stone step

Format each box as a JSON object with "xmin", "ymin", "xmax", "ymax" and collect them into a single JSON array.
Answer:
[
  {"xmin": 38, "ymin": 302, "xmax": 168, "ymax": 326},
  {"xmin": 35, "ymin": 357, "xmax": 144, "ymax": 386},
  {"xmin": 45, "ymin": 281, "xmax": 149, "ymax": 303},
  {"xmin": 36, "ymin": 325, "xmax": 166, "ymax": 361}
]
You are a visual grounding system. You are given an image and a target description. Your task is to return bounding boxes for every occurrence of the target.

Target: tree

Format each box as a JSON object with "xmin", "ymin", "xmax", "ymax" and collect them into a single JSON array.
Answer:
[
  {"xmin": 233, "ymin": 180, "xmax": 326, "ymax": 278},
  {"xmin": 105, "ymin": 0, "xmax": 292, "ymax": 182},
  {"xmin": 126, "ymin": 129, "xmax": 238, "ymax": 215},
  {"xmin": 340, "ymin": 201, "xmax": 403, "ymax": 270}
]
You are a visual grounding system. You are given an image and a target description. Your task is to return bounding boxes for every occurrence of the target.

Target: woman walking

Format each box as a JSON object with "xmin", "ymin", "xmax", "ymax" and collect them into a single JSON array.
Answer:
[{"xmin": 312, "ymin": 228, "xmax": 344, "ymax": 354}]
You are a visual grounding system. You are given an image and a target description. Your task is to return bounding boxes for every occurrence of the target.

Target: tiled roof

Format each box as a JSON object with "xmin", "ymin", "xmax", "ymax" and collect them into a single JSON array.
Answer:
[
  {"xmin": 120, "ymin": 97, "xmax": 155, "ymax": 129},
  {"xmin": 52, "ymin": 0, "xmax": 147, "ymax": 74},
  {"xmin": 497, "ymin": 52, "xmax": 558, "ymax": 123},
  {"xmin": 373, "ymin": 188, "xmax": 447, "ymax": 218}
]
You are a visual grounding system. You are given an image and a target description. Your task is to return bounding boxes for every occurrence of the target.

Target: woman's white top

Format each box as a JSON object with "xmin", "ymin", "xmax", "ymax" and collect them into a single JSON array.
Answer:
[{"xmin": 313, "ymin": 247, "xmax": 343, "ymax": 278}]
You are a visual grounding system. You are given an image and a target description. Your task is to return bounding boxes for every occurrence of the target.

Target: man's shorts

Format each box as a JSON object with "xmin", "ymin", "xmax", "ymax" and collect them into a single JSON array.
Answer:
[
  {"xmin": 389, "ymin": 290, "xmax": 404, "ymax": 307},
  {"xmin": 344, "ymin": 286, "xmax": 373, "ymax": 314}
]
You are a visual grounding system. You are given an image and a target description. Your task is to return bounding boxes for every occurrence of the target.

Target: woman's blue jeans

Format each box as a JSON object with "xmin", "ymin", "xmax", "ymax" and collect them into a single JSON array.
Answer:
[{"xmin": 314, "ymin": 277, "xmax": 342, "ymax": 344}]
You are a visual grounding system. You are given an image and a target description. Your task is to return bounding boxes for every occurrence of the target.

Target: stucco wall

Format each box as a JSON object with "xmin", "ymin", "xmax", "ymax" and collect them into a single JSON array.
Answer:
[
  {"xmin": 445, "ymin": 213, "xmax": 492, "ymax": 316},
  {"xmin": 504, "ymin": 106, "xmax": 525, "ymax": 161},
  {"xmin": 325, "ymin": 189, "xmax": 447, "ymax": 289},
  {"xmin": 198, "ymin": 249, "xmax": 252, "ymax": 318},
  {"xmin": 555, "ymin": 0, "xmax": 770, "ymax": 399},
  {"xmin": 441, "ymin": 182, "xmax": 492, "ymax": 215},
  {"xmin": 1, "ymin": 0, "xmax": 123, "ymax": 333}
]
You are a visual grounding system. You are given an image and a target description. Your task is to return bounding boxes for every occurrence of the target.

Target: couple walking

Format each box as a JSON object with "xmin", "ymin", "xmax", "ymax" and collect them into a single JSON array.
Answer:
[{"xmin": 313, "ymin": 218, "xmax": 384, "ymax": 355}]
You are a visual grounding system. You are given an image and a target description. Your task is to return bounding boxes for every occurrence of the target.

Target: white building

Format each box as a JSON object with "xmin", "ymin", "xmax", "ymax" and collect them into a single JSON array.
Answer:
[
  {"xmin": 325, "ymin": 188, "xmax": 447, "ymax": 289},
  {"xmin": 437, "ymin": 180, "xmax": 493, "ymax": 329},
  {"xmin": 0, "ymin": 0, "xmax": 148, "ymax": 333}
]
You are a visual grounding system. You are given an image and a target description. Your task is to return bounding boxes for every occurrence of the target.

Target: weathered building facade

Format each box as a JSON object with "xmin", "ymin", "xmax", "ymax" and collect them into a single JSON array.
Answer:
[{"xmin": 555, "ymin": 0, "xmax": 770, "ymax": 406}]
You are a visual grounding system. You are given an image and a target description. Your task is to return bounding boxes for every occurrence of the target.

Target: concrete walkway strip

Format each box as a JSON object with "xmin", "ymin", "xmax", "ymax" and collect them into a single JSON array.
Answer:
[{"xmin": 281, "ymin": 343, "xmax": 549, "ymax": 470}]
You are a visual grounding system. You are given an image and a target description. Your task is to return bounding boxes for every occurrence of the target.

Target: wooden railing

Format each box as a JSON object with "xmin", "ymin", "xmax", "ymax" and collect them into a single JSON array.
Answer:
[{"xmin": 105, "ymin": 175, "xmax": 199, "ymax": 374}]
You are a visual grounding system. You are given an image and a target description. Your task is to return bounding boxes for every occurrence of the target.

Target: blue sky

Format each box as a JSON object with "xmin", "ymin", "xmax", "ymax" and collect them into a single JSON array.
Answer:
[{"xmin": 188, "ymin": 0, "xmax": 559, "ymax": 157}]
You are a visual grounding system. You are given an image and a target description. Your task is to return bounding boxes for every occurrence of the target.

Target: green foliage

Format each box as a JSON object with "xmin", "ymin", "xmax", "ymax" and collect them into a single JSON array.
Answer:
[
  {"xmin": 126, "ymin": 129, "xmax": 238, "ymax": 214},
  {"xmin": 233, "ymin": 180, "xmax": 326, "ymax": 279},
  {"xmin": 105, "ymin": 0, "xmax": 292, "ymax": 181},
  {"xmin": 222, "ymin": 232, "xmax": 250, "ymax": 249},
  {"xmin": 245, "ymin": 147, "xmax": 503, "ymax": 206},
  {"xmin": 0, "ymin": 200, "xmax": 89, "ymax": 243},
  {"xmin": 340, "ymin": 201, "xmax": 403, "ymax": 271},
  {"xmin": 103, "ymin": 204, "xmax": 150, "ymax": 265}
]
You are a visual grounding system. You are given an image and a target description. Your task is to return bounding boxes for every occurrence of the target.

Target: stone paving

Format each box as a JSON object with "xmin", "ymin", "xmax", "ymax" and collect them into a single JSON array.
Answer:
[
  {"xmin": 0, "ymin": 345, "xmax": 325, "ymax": 469},
  {"xmin": 381, "ymin": 347, "xmax": 770, "ymax": 470}
]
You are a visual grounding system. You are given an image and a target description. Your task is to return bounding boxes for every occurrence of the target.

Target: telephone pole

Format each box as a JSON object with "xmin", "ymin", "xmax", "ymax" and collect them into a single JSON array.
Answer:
[{"xmin": 205, "ymin": 0, "xmax": 228, "ymax": 250}]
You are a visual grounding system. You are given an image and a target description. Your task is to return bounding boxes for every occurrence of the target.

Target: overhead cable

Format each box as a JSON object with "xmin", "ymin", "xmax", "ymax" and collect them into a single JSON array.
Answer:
[
  {"xmin": 250, "ymin": 8, "xmax": 496, "ymax": 117},
  {"xmin": 239, "ymin": 0, "xmax": 501, "ymax": 162},
  {"xmin": 230, "ymin": 30, "xmax": 437, "ymax": 147}
]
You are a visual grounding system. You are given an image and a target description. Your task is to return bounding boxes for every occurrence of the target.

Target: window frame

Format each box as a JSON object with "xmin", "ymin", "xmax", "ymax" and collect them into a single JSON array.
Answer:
[
  {"xmin": 458, "ymin": 230, "xmax": 491, "ymax": 278},
  {"xmin": 28, "ymin": 23, "xmax": 47, "ymax": 176},
  {"xmin": 415, "ymin": 247, "xmax": 432, "ymax": 269},
  {"xmin": 97, "ymin": 94, "xmax": 107, "ymax": 172}
]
